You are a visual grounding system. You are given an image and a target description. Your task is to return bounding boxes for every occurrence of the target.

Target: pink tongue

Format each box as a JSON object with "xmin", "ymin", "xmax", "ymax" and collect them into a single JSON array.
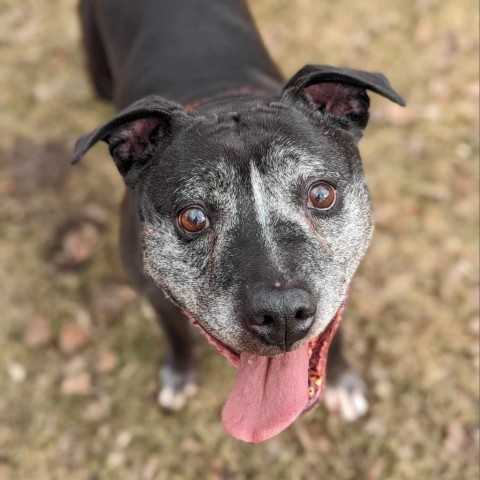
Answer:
[{"xmin": 222, "ymin": 347, "xmax": 309, "ymax": 443}]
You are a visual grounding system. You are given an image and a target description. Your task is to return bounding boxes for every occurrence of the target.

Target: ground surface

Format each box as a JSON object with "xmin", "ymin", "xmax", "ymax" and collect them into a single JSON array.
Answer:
[{"xmin": 0, "ymin": 0, "xmax": 478, "ymax": 479}]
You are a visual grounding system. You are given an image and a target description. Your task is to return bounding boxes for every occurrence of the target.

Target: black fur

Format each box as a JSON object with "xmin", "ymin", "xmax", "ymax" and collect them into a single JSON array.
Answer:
[{"xmin": 74, "ymin": 0, "xmax": 405, "ymax": 415}]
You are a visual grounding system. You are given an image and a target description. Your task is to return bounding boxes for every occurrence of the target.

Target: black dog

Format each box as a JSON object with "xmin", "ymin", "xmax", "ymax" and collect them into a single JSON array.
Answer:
[{"xmin": 73, "ymin": 0, "xmax": 404, "ymax": 442}]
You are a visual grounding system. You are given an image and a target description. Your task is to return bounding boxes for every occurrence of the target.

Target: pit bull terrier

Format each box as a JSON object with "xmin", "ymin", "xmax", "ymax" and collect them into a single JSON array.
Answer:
[{"xmin": 73, "ymin": 0, "xmax": 405, "ymax": 443}]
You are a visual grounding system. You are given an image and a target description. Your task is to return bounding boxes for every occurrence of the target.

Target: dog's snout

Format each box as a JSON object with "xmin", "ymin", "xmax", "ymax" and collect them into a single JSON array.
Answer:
[{"xmin": 246, "ymin": 287, "xmax": 316, "ymax": 350}]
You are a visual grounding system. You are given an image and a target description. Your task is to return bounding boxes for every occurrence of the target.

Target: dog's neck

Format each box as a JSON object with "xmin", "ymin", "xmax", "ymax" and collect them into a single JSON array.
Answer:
[{"xmin": 96, "ymin": 0, "xmax": 283, "ymax": 109}]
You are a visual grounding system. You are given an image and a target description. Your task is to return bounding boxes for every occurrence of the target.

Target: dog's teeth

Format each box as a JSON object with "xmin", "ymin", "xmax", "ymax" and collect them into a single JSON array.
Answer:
[
  {"xmin": 309, "ymin": 373, "xmax": 322, "ymax": 387},
  {"xmin": 308, "ymin": 373, "xmax": 323, "ymax": 398},
  {"xmin": 308, "ymin": 347, "xmax": 313, "ymax": 358}
]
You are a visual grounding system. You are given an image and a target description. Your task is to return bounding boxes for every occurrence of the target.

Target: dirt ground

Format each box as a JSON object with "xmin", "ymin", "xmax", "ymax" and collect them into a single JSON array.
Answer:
[{"xmin": 0, "ymin": 0, "xmax": 478, "ymax": 479}]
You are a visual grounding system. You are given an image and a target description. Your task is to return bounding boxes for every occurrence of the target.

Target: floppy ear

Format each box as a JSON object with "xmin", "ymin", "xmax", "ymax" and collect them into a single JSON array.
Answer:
[
  {"xmin": 71, "ymin": 95, "xmax": 188, "ymax": 186},
  {"xmin": 282, "ymin": 65, "xmax": 405, "ymax": 138}
]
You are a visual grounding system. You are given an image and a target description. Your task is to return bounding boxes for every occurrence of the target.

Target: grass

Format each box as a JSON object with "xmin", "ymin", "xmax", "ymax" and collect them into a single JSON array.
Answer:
[{"xmin": 0, "ymin": 0, "xmax": 478, "ymax": 478}]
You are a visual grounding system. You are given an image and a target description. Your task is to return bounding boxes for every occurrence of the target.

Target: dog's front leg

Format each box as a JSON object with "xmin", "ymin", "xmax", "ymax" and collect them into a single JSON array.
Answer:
[
  {"xmin": 324, "ymin": 326, "xmax": 369, "ymax": 421},
  {"xmin": 142, "ymin": 283, "xmax": 198, "ymax": 412}
]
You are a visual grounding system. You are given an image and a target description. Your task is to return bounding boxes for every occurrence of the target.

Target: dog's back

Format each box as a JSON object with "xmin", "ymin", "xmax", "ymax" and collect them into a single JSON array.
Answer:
[{"xmin": 79, "ymin": 0, "xmax": 282, "ymax": 108}]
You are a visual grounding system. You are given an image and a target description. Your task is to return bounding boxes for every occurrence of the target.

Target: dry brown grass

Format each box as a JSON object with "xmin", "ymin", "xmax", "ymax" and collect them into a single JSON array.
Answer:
[{"xmin": 0, "ymin": 0, "xmax": 478, "ymax": 478}]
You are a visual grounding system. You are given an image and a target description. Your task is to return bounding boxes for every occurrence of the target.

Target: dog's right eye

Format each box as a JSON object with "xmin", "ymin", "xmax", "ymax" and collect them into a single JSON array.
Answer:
[{"xmin": 178, "ymin": 207, "xmax": 209, "ymax": 234}]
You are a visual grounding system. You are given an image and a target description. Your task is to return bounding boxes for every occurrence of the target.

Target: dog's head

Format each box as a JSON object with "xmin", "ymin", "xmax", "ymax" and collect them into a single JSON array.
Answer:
[{"xmin": 73, "ymin": 65, "xmax": 404, "ymax": 442}]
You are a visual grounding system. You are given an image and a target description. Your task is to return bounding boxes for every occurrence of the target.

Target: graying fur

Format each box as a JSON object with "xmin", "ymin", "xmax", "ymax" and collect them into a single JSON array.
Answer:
[{"xmin": 140, "ymin": 113, "xmax": 374, "ymax": 355}]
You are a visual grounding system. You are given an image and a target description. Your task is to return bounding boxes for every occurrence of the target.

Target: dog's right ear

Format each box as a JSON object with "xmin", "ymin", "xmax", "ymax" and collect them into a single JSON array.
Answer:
[{"xmin": 72, "ymin": 96, "xmax": 188, "ymax": 186}]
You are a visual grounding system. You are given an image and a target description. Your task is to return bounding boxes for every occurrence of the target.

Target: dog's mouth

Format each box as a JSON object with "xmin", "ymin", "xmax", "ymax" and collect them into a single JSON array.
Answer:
[{"xmin": 189, "ymin": 301, "xmax": 344, "ymax": 443}]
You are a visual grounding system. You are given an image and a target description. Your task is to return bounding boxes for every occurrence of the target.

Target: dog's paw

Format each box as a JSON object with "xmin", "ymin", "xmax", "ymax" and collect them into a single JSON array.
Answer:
[
  {"xmin": 158, "ymin": 382, "xmax": 198, "ymax": 412},
  {"xmin": 324, "ymin": 371, "xmax": 368, "ymax": 422},
  {"xmin": 158, "ymin": 366, "xmax": 197, "ymax": 412}
]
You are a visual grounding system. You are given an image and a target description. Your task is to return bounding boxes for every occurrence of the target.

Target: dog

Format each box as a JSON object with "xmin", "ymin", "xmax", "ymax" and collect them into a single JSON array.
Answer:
[{"xmin": 73, "ymin": 0, "xmax": 405, "ymax": 443}]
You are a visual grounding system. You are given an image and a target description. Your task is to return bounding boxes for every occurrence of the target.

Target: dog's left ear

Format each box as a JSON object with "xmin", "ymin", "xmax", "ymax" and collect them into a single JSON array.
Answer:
[{"xmin": 282, "ymin": 65, "xmax": 405, "ymax": 138}]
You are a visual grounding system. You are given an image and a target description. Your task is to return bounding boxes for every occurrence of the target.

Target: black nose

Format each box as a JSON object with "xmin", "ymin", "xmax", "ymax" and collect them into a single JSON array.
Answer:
[{"xmin": 246, "ymin": 287, "xmax": 316, "ymax": 350}]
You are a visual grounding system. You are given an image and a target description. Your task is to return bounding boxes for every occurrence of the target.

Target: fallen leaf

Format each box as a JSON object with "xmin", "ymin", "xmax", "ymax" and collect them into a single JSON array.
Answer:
[
  {"xmin": 443, "ymin": 421, "xmax": 466, "ymax": 453},
  {"xmin": 83, "ymin": 398, "xmax": 112, "ymax": 421},
  {"xmin": 367, "ymin": 458, "xmax": 386, "ymax": 480},
  {"xmin": 63, "ymin": 355, "xmax": 88, "ymax": 376},
  {"xmin": 24, "ymin": 315, "xmax": 52, "ymax": 348},
  {"xmin": 56, "ymin": 222, "xmax": 99, "ymax": 268},
  {"xmin": 61, "ymin": 372, "xmax": 92, "ymax": 396},
  {"xmin": 59, "ymin": 321, "xmax": 91, "ymax": 354},
  {"xmin": 95, "ymin": 350, "xmax": 119, "ymax": 375},
  {"xmin": 91, "ymin": 284, "xmax": 134, "ymax": 326}
]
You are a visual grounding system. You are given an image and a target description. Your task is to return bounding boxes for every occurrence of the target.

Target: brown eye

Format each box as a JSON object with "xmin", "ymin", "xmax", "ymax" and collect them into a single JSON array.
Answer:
[
  {"xmin": 178, "ymin": 207, "xmax": 209, "ymax": 233},
  {"xmin": 308, "ymin": 182, "xmax": 336, "ymax": 210}
]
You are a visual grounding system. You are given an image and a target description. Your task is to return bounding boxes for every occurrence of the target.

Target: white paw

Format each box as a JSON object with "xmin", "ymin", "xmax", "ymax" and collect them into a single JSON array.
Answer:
[
  {"xmin": 157, "ymin": 382, "xmax": 198, "ymax": 411},
  {"xmin": 158, "ymin": 366, "xmax": 197, "ymax": 411},
  {"xmin": 324, "ymin": 372, "xmax": 369, "ymax": 422}
]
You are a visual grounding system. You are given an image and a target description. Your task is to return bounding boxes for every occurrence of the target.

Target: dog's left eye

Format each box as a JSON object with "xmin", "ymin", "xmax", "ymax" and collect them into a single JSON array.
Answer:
[
  {"xmin": 178, "ymin": 206, "xmax": 209, "ymax": 233},
  {"xmin": 307, "ymin": 182, "xmax": 337, "ymax": 210}
]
